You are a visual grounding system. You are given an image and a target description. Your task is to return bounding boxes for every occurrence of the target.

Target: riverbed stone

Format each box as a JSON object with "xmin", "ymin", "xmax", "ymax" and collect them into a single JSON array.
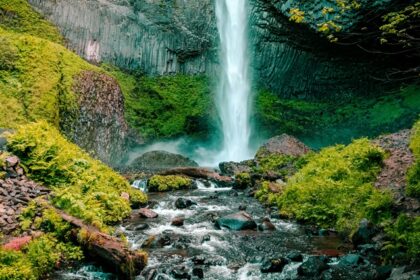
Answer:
[
  {"xmin": 297, "ymin": 256, "xmax": 329, "ymax": 277},
  {"xmin": 139, "ymin": 208, "xmax": 158, "ymax": 219},
  {"xmin": 171, "ymin": 216, "xmax": 184, "ymax": 227},
  {"xmin": 258, "ymin": 217, "xmax": 276, "ymax": 231},
  {"xmin": 352, "ymin": 219, "xmax": 378, "ymax": 247},
  {"xmin": 261, "ymin": 257, "xmax": 289, "ymax": 273},
  {"xmin": 287, "ymin": 251, "xmax": 303, "ymax": 262},
  {"xmin": 338, "ymin": 254, "xmax": 362, "ymax": 266},
  {"xmin": 215, "ymin": 211, "xmax": 257, "ymax": 231},
  {"xmin": 175, "ymin": 198, "xmax": 196, "ymax": 209}
]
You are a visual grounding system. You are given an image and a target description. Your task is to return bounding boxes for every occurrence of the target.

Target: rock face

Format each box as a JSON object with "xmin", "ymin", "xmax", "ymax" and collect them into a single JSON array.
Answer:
[
  {"xmin": 61, "ymin": 70, "xmax": 129, "ymax": 165},
  {"xmin": 248, "ymin": 0, "xmax": 392, "ymax": 100},
  {"xmin": 215, "ymin": 212, "xmax": 257, "ymax": 231},
  {"xmin": 28, "ymin": 0, "xmax": 394, "ymax": 104},
  {"xmin": 256, "ymin": 134, "xmax": 311, "ymax": 158},
  {"xmin": 130, "ymin": 151, "xmax": 198, "ymax": 172},
  {"xmin": 28, "ymin": 0, "xmax": 217, "ymax": 75},
  {"xmin": 0, "ymin": 155, "xmax": 51, "ymax": 234}
]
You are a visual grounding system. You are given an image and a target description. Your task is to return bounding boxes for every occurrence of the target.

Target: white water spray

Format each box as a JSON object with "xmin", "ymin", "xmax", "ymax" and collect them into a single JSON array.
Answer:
[{"xmin": 215, "ymin": 0, "xmax": 252, "ymax": 163}]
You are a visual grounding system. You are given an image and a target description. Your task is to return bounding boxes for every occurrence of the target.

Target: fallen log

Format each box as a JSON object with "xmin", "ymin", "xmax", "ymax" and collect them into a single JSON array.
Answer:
[
  {"xmin": 54, "ymin": 208, "xmax": 147, "ymax": 279},
  {"xmin": 159, "ymin": 167, "xmax": 233, "ymax": 186}
]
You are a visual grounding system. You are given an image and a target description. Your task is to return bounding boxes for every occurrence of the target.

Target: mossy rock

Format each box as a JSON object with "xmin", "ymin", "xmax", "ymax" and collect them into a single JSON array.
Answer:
[
  {"xmin": 234, "ymin": 172, "xmax": 252, "ymax": 189},
  {"xmin": 147, "ymin": 175, "xmax": 195, "ymax": 192}
]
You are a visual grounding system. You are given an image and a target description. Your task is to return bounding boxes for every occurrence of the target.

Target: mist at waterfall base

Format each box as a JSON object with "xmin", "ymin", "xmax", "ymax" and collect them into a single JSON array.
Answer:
[{"xmin": 127, "ymin": 0, "xmax": 255, "ymax": 167}]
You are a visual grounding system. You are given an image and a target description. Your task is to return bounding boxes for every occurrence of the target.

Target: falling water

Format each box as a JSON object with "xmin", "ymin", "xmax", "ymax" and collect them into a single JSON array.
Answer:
[{"xmin": 215, "ymin": 0, "xmax": 252, "ymax": 162}]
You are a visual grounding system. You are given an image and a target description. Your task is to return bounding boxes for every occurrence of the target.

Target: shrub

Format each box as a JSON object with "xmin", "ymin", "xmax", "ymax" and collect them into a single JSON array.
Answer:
[
  {"xmin": 406, "ymin": 120, "xmax": 420, "ymax": 198},
  {"xmin": 273, "ymin": 139, "xmax": 390, "ymax": 235},
  {"xmin": 148, "ymin": 175, "xmax": 193, "ymax": 192},
  {"xmin": 383, "ymin": 214, "xmax": 420, "ymax": 263},
  {"xmin": 0, "ymin": 234, "xmax": 83, "ymax": 280},
  {"xmin": 7, "ymin": 122, "xmax": 147, "ymax": 230}
]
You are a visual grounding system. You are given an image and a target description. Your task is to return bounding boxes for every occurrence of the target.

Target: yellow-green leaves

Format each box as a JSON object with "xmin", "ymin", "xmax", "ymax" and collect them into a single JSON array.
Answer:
[{"xmin": 7, "ymin": 121, "xmax": 147, "ymax": 231}]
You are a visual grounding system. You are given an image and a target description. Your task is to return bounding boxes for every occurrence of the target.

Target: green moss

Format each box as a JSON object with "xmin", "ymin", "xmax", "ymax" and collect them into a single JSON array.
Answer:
[
  {"xmin": 234, "ymin": 172, "xmax": 251, "ymax": 189},
  {"xmin": 6, "ymin": 121, "xmax": 147, "ymax": 230},
  {"xmin": 268, "ymin": 139, "xmax": 391, "ymax": 235},
  {"xmin": 0, "ymin": 29, "xmax": 104, "ymax": 129},
  {"xmin": 406, "ymin": 120, "xmax": 420, "ymax": 198},
  {"xmin": 255, "ymin": 86, "xmax": 420, "ymax": 147},
  {"xmin": 105, "ymin": 65, "xmax": 213, "ymax": 140},
  {"xmin": 254, "ymin": 152, "xmax": 308, "ymax": 178},
  {"xmin": 0, "ymin": 234, "xmax": 82, "ymax": 280},
  {"xmin": 0, "ymin": 0, "xmax": 62, "ymax": 43},
  {"xmin": 255, "ymin": 181, "xmax": 282, "ymax": 205},
  {"xmin": 148, "ymin": 175, "xmax": 193, "ymax": 192},
  {"xmin": 383, "ymin": 214, "xmax": 420, "ymax": 262}
]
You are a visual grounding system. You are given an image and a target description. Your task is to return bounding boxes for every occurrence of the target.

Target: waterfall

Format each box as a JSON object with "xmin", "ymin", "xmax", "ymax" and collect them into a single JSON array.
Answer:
[{"xmin": 215, "ymin": 0, "xmax": 252, "ymax": 163}]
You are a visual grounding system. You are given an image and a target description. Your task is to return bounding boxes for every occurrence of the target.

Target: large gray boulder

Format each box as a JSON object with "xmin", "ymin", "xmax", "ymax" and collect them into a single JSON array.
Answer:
[{"xmin": 130, "ymin": 150, "xmax": 198, "ymax": 172}]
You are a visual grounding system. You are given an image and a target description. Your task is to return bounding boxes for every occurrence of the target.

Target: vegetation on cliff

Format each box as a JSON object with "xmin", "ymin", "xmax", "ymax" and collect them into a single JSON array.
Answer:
[
  {"xmin": 6, "ymin": 122, "xmax": 147, "ymax": 230},
  {"xmin": 0, "ymin": 0, "xmax": 106, "ymax": 130},
  {"xmin": 107, "ymin": 66, "xmax": 213, "ymax": 140},
  {"xmin": 407, "ymin": 120, "xmax": 420, "ymax": 198},
  {"xmin": 255, "ymin": 86, "xmax": 420, "ymax": 146}
]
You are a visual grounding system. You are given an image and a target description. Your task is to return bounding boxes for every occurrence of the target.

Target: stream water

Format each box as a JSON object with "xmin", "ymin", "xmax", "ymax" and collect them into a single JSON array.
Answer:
[{"xmin": 56, "ymin": 180, "xmax": 349, "ymax": 280}]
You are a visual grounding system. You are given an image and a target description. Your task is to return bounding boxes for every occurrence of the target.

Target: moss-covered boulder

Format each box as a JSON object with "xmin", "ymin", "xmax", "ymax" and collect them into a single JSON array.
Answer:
[
  {"xmin": 147, "ymin": 175, "xmax": 195, "ymax": 192},
  {"xmin": 129, "ymin": 151, "xmax": 198, "ymax": 172}
]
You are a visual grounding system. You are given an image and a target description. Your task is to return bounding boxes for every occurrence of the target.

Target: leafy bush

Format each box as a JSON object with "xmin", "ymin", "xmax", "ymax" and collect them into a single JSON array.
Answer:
[
  {"xmin": 0, "ymin": 234, "xmax": 82, "ymax": 280},
  {"xmin": 7, "ymin": 122, "xmax": 147, "ymax": 230},
  {"xmin": 383, "ymin": 214, "xmax": 420, "ymax": 262},
  {"xmin": 148, "ymin": 175, "xmax": 193, "ymax": 192},
  {"xmin": 406, "ymin": 120, "xmax": 420, "ymax": 198},
  {"xmin": 271, "ymin": 139, "xmax": 391, "ymax": 234}
]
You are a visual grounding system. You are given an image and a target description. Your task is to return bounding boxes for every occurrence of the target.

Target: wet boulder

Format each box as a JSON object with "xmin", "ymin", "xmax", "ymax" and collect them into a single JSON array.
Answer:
[
  {"xmin": 255, "ymin": 134, "xmax": 311, "ymax": 158},
  {"xmin": 297, "ymin": 256, "xmax": 329, "ymax": 277},
  {"xmin": 338, "ymin": 254, "xmax": 362, "ymax": 267},
  {"xmin": 170, "ymin": 265, "xmax": 191, "ymax": 279},
  {"xmin": 219, "ymin": 160, "xmax": 255, "ymax": 176},
  {"xmin": 171, "ymin": 216, "xmax": 185, "ymax": 227},
  {"xmin": 261, "ymin": 257, "xmax": 289, "ymax": 273},
  {"xmin": 287, "ymin": 251, "xmax": 303, "ymax": 262},
  {"xmin": 175, "ymin": 198, "xmax": 197, "ymax": 209},
  {"xmin": 130, "ymin": 150, "xmax": 198, "ymax": 172},
  {"xmin": 215, "ymin": 211, "xmax": 257, "ymax": 231},
  {"xmin": 138, "ymin": 208, "xmax": 158, "ymax": 219},
  {"xmin": 351, "ymin": 219, "xmax": 378, "ymax": 247},
  {"xmin": 258, "ymin": 217, "xmax": 276, "ymax": 231}
]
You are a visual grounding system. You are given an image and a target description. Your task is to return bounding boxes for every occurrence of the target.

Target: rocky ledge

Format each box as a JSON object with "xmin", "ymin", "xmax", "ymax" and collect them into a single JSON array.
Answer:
[{"xmin": 0, "ymin": 155, "xmax": 50, "ymax": 234}]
